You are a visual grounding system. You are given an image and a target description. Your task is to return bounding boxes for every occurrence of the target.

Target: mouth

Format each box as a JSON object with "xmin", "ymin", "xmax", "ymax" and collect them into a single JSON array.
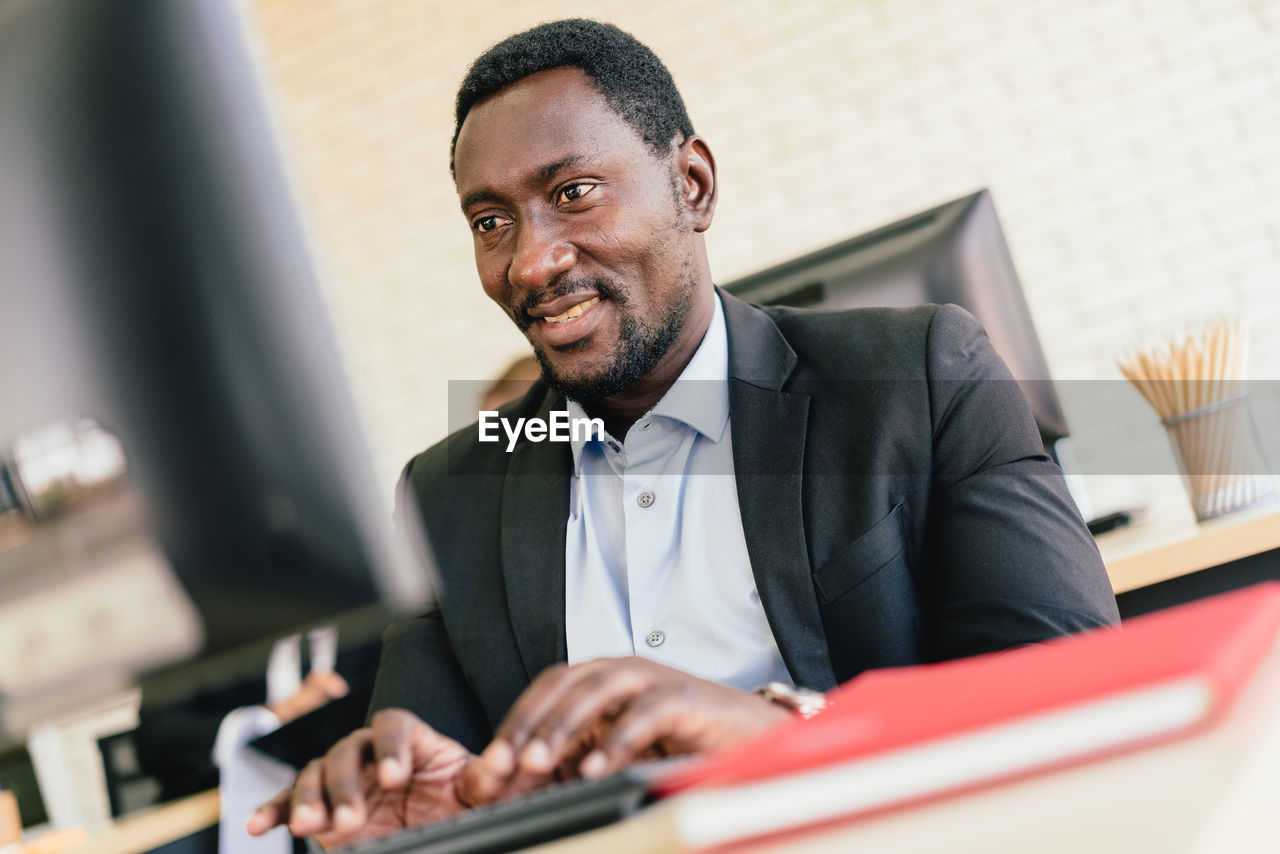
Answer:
[
  {"xmin": 541, "ymin": 296, "xmax": 600, "ymax": 325},
  {"xmin": 525, "ymin": 293, "xmax": 607, "ymax": 349}
]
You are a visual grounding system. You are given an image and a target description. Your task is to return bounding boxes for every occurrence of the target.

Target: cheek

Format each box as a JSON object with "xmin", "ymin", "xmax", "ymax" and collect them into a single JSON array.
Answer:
[
  {"xmin": 479, "ymin": 278, "xmax": 505, "ymax": 305},
  {"xmin": 474, "ymin": 253, "xmax": 510, "ymax": 306},
  {"xmin": 590, "ymin": 215, "xmax": 673, "ymax": 285}
]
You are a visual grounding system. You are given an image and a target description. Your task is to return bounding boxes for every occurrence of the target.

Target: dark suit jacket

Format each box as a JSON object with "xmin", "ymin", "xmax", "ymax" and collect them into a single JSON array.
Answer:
[{"xmin": 371, "ymin": 291, "xmax": 1120, "ymax": 753}]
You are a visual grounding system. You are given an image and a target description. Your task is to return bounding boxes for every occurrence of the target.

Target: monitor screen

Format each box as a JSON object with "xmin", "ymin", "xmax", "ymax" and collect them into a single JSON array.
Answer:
[
  {"xmin": 724, "ymin": 190, "xmax": 1070, "ymax": 449},
  {"xmin": 0, "ymin": 0, "xmax": 432, "ymax": 736}
]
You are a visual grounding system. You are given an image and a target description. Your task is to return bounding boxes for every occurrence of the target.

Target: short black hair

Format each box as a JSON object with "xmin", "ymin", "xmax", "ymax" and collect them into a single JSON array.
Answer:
[{"xmin": 450, "ymin": 19, "xmax": 695, "ymax": 177}]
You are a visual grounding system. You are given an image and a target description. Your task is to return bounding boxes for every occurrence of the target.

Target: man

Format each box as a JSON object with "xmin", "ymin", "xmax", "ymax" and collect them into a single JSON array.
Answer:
[{"xmin": 251, "ymin": 18, "xmax": 1118, "ymax": 847}]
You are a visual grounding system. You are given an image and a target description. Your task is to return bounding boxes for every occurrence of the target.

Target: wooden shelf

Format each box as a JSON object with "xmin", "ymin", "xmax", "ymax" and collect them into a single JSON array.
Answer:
[{"xmin": 64, "ymin": 789, "xmax": 219, "ymax": 854}]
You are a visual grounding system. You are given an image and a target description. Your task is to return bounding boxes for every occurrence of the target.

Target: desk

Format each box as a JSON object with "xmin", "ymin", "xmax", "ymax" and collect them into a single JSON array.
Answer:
[
  {"xmin": 1096, "ymin": 495, "xmax": 1280, "ymax": 594},
  {"xmin": 64, "ymin": 790, "xmax": 218, "ymax": 854},
  {"xmin": 527, "ymin": 634, "xmax": 1280, "ymax": 854}
]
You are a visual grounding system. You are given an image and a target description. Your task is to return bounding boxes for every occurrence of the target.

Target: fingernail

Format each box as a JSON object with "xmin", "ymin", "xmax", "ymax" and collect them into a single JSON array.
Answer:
[
  {"xmin": 334, "ymin": 805, "xmax": 357, "ymax": 829},
  {"xmin": 379, "ymin": 757, "xmax": 404, "ymax": 783},
  {"xmin": 519, "ymin": 739, "xmax": 551, "ymax": 771},
  {"xmin": 482, "ymin": 740, "xmax": 515, "ymax": 774},
  {"xmin": 288, "ymin": 804, "xmax": 316, "ymax": 834},
  {"xmin": 580, "ymin": 750, "xmax": 608, "ymax": 778}
]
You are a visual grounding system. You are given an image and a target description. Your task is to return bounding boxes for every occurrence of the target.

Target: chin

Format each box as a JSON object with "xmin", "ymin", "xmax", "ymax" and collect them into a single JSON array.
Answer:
[
  {"xmin": 538, "ymin": 358, "xmax": 623, "ymax": 405},
  {"xmin": 535, "ymin": 337, "xmax": 612, "ymax": 379}
]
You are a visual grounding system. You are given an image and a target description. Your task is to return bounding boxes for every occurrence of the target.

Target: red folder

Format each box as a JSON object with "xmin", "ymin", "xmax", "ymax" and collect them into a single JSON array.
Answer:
[{"xmin": 649, "ymin": 583, "xmax": 1280, "ymax": 848}]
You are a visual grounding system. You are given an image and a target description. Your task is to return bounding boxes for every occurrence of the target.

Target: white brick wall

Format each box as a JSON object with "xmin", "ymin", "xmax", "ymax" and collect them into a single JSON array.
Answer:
[{"xmin": 249, "ymin": 0, "xmax": 1280, "ymax": 492}]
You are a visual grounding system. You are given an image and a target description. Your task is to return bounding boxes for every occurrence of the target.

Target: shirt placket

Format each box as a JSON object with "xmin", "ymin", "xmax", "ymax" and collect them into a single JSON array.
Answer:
[{"xmin": 619, "ymin": 421, "xmax": 674, "ymax": 660}]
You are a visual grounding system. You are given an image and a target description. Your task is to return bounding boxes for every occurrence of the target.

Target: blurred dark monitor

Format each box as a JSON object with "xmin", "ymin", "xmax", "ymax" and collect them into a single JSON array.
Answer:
[
  {"xmin": 0, "ymin": 0, "xmax": 432, "ymax": 732},
  {"xmin": 724, "ymin": 190, "xmax": 1070, "ymax": 452},
  {"xmin": 0, "ymin": 743, "xmax": 47, "ymax": 829}
]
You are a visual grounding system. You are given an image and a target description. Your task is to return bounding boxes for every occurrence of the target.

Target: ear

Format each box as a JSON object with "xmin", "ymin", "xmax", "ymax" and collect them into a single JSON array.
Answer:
[{"xmin": 676, "ymin": 135, "xmax": 717, "ymax": 233}]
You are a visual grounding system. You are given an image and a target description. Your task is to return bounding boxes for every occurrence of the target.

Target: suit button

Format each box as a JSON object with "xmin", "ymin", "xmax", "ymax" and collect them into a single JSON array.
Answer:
[
  {"xmin": 646, "ymin": 629, "xmax": 665, "ymax": 647},
  {"xmin": 637, "ymin": 491, "xmax": 655, "ymax": 508}
]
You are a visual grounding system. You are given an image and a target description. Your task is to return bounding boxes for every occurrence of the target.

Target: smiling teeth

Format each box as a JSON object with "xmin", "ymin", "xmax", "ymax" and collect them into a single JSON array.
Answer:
[{"xmin": 544, "ymin": 296, "xmax": 600, "ymax": 324}]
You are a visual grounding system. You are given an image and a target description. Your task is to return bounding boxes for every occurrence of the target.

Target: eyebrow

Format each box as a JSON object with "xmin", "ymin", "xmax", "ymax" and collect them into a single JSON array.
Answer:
[
  {"xmin": 460, "ymin": 189, "xmax": 503, "ymax": 211},
  {"xmin": 537, "ymin": 155, "xmax": 586, "ymax": 182},
  {"xmin": 459, "ymin": 155, "xmax": 590, "ymax": 212}
]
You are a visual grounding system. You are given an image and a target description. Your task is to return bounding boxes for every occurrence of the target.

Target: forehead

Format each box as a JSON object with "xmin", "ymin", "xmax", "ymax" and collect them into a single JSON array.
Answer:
[{"xmin": 453, "ymin": 66, "xmax": 654, "ymax": 194}]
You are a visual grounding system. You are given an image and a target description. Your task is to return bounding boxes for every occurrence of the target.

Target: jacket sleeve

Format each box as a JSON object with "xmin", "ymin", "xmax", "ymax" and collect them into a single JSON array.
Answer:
[
  {"xmin": 921, "ymin": 304, "xmax": 1119, "ymax": 659},
  {"xmin": 364, "ymin": 462, "xmax": 492, "ymax": 755},
  {"xmin": 366, "ymin": 611, "xmax": 492, "ymax": 754}
]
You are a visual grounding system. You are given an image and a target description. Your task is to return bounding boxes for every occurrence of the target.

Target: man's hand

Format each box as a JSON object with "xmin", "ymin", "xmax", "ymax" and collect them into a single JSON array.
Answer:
[
  {"xmin": 461, "ymin": 657, "xmax": 791, "ymax": 803},
  {"xmin": 246, "ymin": 708, "xmax": 472, "ymax": 849}
]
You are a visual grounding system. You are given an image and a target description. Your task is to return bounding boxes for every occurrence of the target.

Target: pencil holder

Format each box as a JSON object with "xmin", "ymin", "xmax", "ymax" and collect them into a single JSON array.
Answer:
[{"xmin": 1161, "ymin": 395, "xmax": 1277, "ymax": 521}]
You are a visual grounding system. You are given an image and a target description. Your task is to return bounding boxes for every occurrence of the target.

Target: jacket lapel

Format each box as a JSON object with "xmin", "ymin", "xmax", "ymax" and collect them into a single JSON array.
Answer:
[
  {"xmin": 499, "ymin": 388, "xmax": 571, "ymax": 683},
  {"xmin": 721, "ymin": 291, "xmax": 837, "ymax": 691}
]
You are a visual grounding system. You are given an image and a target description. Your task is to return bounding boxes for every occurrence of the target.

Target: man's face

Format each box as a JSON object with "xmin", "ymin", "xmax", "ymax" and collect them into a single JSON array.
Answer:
[{"xmin": 453, "ymin": 67, "xmax": 698, "ymax": 403}]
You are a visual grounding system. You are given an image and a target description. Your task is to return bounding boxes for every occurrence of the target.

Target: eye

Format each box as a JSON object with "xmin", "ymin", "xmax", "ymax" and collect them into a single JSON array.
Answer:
[
  {"xmin": 556, "ymin": 183, "xmax": 594, "ymax": 205},
  {"xmin": 473, "ymin": 214, "xmax": 509, "ymax": 234}
]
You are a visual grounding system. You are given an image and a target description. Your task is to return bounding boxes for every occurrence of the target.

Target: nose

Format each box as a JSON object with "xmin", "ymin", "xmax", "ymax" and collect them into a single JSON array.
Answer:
[{"xmin": 507, "ymin": 217, "xmax": 576, "ymax": 292}]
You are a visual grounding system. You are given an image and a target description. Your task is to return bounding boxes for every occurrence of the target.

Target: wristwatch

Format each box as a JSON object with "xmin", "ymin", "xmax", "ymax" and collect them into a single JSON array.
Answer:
[{"xmin": 754, "ymin": 681, "xmax": 828, "ymax": 719}]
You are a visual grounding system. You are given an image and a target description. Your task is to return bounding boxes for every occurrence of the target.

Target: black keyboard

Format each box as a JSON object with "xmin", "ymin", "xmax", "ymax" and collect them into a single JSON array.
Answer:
[{"xmin": 331, "ymin": 764, "xmax": 672, "ymax": 854}]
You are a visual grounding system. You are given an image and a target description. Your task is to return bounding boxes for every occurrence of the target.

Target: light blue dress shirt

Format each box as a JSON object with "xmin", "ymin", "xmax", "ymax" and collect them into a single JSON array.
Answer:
[{"xmin": 564, "ymin": 294, "xmax": 792, "ymax": 691}]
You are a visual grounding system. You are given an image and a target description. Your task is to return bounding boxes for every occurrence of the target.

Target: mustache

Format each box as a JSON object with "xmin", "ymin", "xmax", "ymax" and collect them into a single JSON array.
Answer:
[{"xmin": 514, "ymin": 278, "xmax": 626, "ymax": 327}]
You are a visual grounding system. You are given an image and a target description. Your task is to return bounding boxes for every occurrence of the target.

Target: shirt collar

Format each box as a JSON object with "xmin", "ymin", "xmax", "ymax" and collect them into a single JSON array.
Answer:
[{"xmin": 567, "ymin": 291, "xmax": 731, "ymax": 471}]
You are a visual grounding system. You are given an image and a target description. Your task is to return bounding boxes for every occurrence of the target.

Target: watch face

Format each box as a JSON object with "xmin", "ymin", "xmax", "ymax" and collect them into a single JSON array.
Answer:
[{"xmin": 758, "ymin": 682, "xmax": 827, "ymax": 717}]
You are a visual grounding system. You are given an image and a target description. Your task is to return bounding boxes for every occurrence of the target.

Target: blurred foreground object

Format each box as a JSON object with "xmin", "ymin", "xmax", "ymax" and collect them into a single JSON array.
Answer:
[
  {"xmin": 1118, "ymin": 319, "xmax": 1277, "ymax": 521},
  {"xmin": 0, "ymin": 0, "xmax": 435, "ymax": 832}
]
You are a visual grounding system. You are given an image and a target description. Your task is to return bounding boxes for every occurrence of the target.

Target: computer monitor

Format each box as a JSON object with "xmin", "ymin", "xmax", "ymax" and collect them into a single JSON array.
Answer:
[
  {"xmin": 723, "ymin": 190, "xmax": 1071, "ymax": 452},
  {"xmin": 0, "ymin": 0, "xmax": 432, "ymax": 736}
]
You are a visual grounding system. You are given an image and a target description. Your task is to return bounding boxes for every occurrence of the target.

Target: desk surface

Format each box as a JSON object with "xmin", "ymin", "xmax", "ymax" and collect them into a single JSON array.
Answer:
[{"xmin": 1096, "ymin": 491, "xmax": 1280, "ymax": 593}]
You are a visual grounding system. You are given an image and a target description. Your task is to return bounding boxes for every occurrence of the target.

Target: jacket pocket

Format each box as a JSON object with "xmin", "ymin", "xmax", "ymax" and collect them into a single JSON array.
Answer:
[{"xmin": 813, "ymin": 502, "xmax": 907, "ymax": 605}]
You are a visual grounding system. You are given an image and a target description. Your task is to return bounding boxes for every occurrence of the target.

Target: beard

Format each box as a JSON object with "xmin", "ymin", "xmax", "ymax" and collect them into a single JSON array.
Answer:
[{"xmin": 519, "ymin": 272, "xmax": 694, "ymax": 406}]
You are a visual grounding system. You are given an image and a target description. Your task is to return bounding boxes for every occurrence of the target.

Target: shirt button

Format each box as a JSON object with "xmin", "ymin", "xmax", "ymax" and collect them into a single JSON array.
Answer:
[
  {"xmin": 646, "ymin": 629, "xmax": 665, "ymax": 647},
  {"xmin": 637, "ymin": 491, "xmax": 655, "ymax": 508}
]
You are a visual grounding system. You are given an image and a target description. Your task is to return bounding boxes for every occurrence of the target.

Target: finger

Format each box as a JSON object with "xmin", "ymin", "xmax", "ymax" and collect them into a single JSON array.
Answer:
[
  {"xmin": 370, "ymin": 708, "xmax": 468, "ymax": 790},
  {"xmin": 498, "ymin": 659, "xmax": 648, "ymax": 764},
  {"xmin": 321, "ymin": 671, "xmax": 350, "ymax": 699},
  {"xmin": 470, "ymin": 663, "xmax": 595, "ymax": 795},
  {"xmin": 579, "ymin": 693, "xmax": 686, "ymax": 779},
  {"xmin": 302, "ymin": 670, "xmax": 353, "ymax": 706},
  {"xmin": 271, "ymin": 673, "xmax": 350, "ymax": 724},
  {"xmin": 369, "ymin": 709, "xmax": 419, "ymax": 789},
  {"xmin": 246, "ymin": 786, "xmax": 292, "ymax": 836},
  {"xmin": 458, "ymin": 742, "xmax": 516, "ymax": 806},
  {"xmin": 493, "ymin": 663, "xmax": 581, "ymax": 755},
  {"xmin": 288, "ymin": 759, "xmax": 332, "ymax": 836},
  {"xmin": 322, "ymin": 729, "xmax": 375, "ymax": 834},
  {"xmin": 520, "ymin": 667, "xmax": 648, "ymax": 774}
]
